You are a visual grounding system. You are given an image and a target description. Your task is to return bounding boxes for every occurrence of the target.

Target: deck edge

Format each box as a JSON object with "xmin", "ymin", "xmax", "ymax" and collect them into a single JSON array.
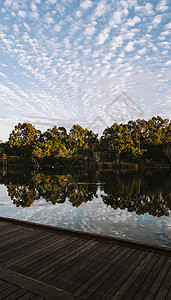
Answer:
[
  {"xmin": 0, "ymin": 216, "xmax": 170, "ymax": 255},
  {"xmin": 0, "ymin": 267, "xmax": 83, "ymax": 300}
]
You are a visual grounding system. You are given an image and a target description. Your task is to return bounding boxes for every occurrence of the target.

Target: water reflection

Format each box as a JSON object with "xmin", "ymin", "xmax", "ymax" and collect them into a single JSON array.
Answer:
[
  {"xmin": 0, "ymin": 169, "xmax": 170, "ymax": 217},
  {"xmin": 100, "ymin": 171, "xmax": 171, "ymax": 217}
]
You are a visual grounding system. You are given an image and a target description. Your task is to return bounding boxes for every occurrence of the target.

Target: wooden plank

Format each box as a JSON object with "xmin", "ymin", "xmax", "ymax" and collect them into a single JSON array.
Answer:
[
  {"xmin": 0, "ymin": 233, "xmax": 66, "ymax": 268},
  {"xmin": 1, "ymin": 287, "xmax": 28, "ymax": 299},
  {"xmin": 166, "ymin": 287, "xmax": 171, "ymax": 300},
  {"xmin": 32, "ymin": 240, "xmax": 100, "ymax": 282},
  {"xmin": 0, "ymin": 279, "xmax": 5, "ymax": 286},
  {"xmin": 16, "ymin": 239, "xmax": 84, "ymax": 278},
  {"xmin": 151, "ymin": 264, "xmax": 171, "ymax": 300},
  {"xmin": 56, "ymin": 241, "xmax": 115, "ymax": 290},
  {"xmin": 120, "ymin": 254, "xmax": 160, "ymax": 300},
  {"xmin": 131, "ymin": 255, "xmax": 167, "ymax": 300},
  {"xmin": 0, "ymin": 283, "xmax": 19, "ymax": 298},
  {"xmin": 0, "ymin": 282, "xmax": 13, "ymax": 293},
  {"xmin": 17, "ymin": 292, "xmax": 38, "ymax": 300},
  {"xmin": 0, "ymin": 267, "xmax": 82, "ymax": 300},
  {"xmin": 0, "ymin": 226, "xmax": 30, "ymax": 241},
  {"xmin": 3, "ymin": 234, "xmax": 71, "ymax": 259},
  {"xmin": 80, "ymin": 249, "xmax": 139, "ymax": 299},
  {"xmin": 41, "ymin": 240, "xmax": 102, "ymax": 284},
  {"xmin": 0, "ymin": 223, "xmax": 15, "ymax": 233},
  {"xmin": 3, "ymin": 233, "xmax": 72, "ymax": 270},
  {"xmin": 73, "ymin": 247, "xmax": 136, "ymax": 298},
  {"xmin": 0, "ymin": 230, "xmax": 54, "ymax": 259},
  {"xmin": 110, "ymin": 252, "xmax": 155, "ymax": 300},
  {"xmin": 58, "ymin": 244, "xmax": 122, "ymax": 293},
  {"xmin": 0, "ymin": 221, "xmax": 10, "ymax": 228},
  {"xmin": 28, "ymin": 296, "xmax": 44, "ymax": 300},
  {"xmin": 29, "ymin": 296, "xmax": 46, "ymax": 300},
  {"xmin": 94, "ymin": 250, "xmax": 148, "ymax": 300},
  {"xmin": 144, "ymin": 257, "xmax": 171, "ymax": 300},
  {"xmin": 0, "ymin": 228, "xmax": 41, "ymax": 250},
  {"xmin": 20, "ymin": 236, "xmax": 84, "ymax": 274}
]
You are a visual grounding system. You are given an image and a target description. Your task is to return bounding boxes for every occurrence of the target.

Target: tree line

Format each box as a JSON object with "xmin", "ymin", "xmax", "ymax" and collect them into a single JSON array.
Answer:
[{"xmin": 0, "ymin": 116, "xmax": 170, "ymax": 166}]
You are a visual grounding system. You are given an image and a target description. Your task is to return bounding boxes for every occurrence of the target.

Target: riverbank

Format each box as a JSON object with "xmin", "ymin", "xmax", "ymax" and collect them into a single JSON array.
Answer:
[{"xmin": 1, "ymin": 156, "xmax": 171, "ymax": 172}]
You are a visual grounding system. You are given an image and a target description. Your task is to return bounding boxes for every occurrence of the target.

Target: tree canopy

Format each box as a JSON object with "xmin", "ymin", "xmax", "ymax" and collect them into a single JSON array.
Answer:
[{"xmin": 1, "ymin": 116, "xmax": 170, "ymax": 166}]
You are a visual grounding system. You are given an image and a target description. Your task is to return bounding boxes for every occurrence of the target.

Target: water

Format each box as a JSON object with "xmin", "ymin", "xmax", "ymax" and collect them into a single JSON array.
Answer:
[{"xmin": 0, "ymin": 168, "xmax": 170, "ymax": 248}]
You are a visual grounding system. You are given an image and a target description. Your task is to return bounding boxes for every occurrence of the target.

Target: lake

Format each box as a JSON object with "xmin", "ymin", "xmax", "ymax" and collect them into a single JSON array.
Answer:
[{"xmin": 0, "ymin": 168, "xmax": 170, "ymax": 248}]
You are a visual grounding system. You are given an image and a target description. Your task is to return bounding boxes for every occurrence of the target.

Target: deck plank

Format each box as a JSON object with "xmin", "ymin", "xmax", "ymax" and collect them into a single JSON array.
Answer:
[
  {"xmin": 0, "ymin": 233, "xmax": 67, "ymax": 268},
  {"xmin": 110, "ymin": 252, "xmax": 154, "ymax": 300},
  {"xmin": 0, "ymin": 217, "xmax": 170, "ymax": 300},
  {"xmin": 78, "ymin": 248, "xmax": 140, "ymax": 299},
  {"xmin": 19, "ymin": 238, "xmax": 87, "ymax": 278},
  {"xmin": 166, "ymin": 287, "xmax": 171, "ymax": 300},
  {"xmin": 34, "ymin": 240, "xmax": 101, "ymax": 282},
  {"xmin": 144, "ymin": 257, "xmax": 171, "ymax": 300},
  {"xmin": 155, "ymin": 265, "xmax": 171, "ymax": 300},
  {"xmin": 41, "ymin": 240, "xmax": 102, "ymax": 285},
  {"xmin": 8, "ymin": 234, "xmax": 76, "ymax": 272},
  {"xmin": 72, "ymin": 246, "xmax": 128, "ymax": 297},
  {"xmin": 132, "ymin": 255, "xmax": 167, "ymax": 300},
  {"xmin": 120, "ymin": 253, "xmax": 161, "ymax": 300}
]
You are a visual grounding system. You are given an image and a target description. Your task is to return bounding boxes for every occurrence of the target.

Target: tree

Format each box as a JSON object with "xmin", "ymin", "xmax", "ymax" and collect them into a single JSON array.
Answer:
[
  {"xmin": 8, "ymin": 123, "xmax": 40, "ymax": 155},
  {"xmin": 68, "ymin": 125, "xmax": 98, "ymax": 161},
  {"xmin": 32, "ymin": 126, "xmax": 69, "ymax": 159},
  {"xmin": 100, "ymin": 123, "xmax": 134, "ymax": 163}
]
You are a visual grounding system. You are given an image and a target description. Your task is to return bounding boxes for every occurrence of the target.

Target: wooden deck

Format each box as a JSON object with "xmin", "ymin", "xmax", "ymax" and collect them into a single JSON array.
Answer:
[{"xmin": 0, "ymin": 217, "xmax": 170, "ymax": 300}]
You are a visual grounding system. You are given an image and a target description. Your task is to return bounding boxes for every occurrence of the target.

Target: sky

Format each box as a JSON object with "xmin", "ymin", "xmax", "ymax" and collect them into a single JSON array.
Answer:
[{"xmin": 0, "ymin": 0, "xmax": 171, "ymax": 141}]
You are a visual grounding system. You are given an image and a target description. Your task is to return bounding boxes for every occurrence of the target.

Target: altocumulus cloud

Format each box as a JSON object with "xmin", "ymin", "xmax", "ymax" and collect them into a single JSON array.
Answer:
[{"xmin": 0, "ymin": 0, "xmax": 170, "ymax": 141}]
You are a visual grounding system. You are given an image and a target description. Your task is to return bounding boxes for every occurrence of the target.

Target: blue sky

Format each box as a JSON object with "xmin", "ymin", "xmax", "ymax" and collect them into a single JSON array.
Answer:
[{"xmin": 0, "ymin": 0, "xmax": 171, "ymax": 141}]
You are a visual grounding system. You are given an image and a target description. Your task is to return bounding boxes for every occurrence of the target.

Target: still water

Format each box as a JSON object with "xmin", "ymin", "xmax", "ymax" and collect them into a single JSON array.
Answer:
[{"xmin": 0, "ymin": 168, "xmax": 170, "ymax": 247}]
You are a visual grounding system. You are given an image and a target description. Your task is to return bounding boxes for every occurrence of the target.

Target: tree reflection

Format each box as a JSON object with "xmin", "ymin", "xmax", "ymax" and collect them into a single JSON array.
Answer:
[
  {"xmin": 5, "ymin": 173, "xmax": 72, "ymax": 207},
  {"xmin": 67, "ymin": 183, "xmax": 98, "ymax": 207},
  {"xmin": 0, "ymin": 169, "xmax": 170, "ymax": 216},
  {"xmin": 100, "ymin": 170, "xmax": 171, "ymax": 217}
]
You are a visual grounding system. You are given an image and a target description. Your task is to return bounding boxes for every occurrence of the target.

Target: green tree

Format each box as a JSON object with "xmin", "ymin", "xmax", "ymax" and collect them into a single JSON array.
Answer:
[
  {"xmin": 68, "ymin": 125, "xmax": 99, "ymax": 161},
  {"xmin": 8, "ymin": 122, "xmax": 40, "ymax": 156},
  {"xmin": 100, "ymin": 123, "xmax": 134, "ymax": 163}
]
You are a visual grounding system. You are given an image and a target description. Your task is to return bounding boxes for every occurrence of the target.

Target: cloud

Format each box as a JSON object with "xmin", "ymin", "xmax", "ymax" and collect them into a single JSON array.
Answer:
[
  {"xmin": 158, "ymin": 41, "xmax": 170, "ymax": 49},
  {"xmin": 13, "ymin": 24, "xmax": 20, "ymax": 35},
  {"xmin": 29, "ymin": 11, "xmax": 39, "ymax": 20},
  {"xmin": 165, "ymin": 22, "xmax": 171, "ymax": 29},
  {"xmin": 23, "ymin": 22, "xmax": 31, "ymax": 32},
  {"xmin": 80, "ymin": 0, "xmax": 93, "ymax": 10},
  {"xmin": 18, "ymin": 10, "xmax": 27, "ymax": 18},
  {"xmin": 111, "ymin": 35, "xmax": 123, "ymax": 51},
  {"xmin": 138, "ymin": 47, "xmax": 147, "ymax": 55},
  {"xmin": 152, "ymin": 15, "xmax": 162, "ymax": 27},
  {"xmin": 4, "ymin": 0, "xmax": 12, "ymax": 8},
  {"xmin": 127, "ymin": 0, "xmax": 138, "ymax": 7},
  {"xmin": 156, "ymin": 0, "xmax": 169, "ymax": 12},
  {"xmin": 110, "ymin": 10, "xmax": 123, "ymax": 26},
  {"xmin": 94, "ymin": 0, "xmax": 107, "ymax": 18},
  {"xmin": 124, "ymin": 41, "xmax": 135, "ymax": 52},
  {"xmin": 46, "ymin": 0, "xmax": 57, "ymax": 4},
  {"xmin": 127, "ymin": 16, "xmax": 141, "ymax": 27},
  {"xmin": 53, "ymin": 24, "xmax": 61, "ymax": 32},
  {"xmin": 84, "ymin": 23, "xmax": 96, "ymax": 36},
  {"xmin": 0, "ymin": 0, "xmax": 170, "ymax": 142},
  {"xmin": 97, "ymin": 27, "xmax": 110, "ymax": 45},
  {"xmin": 135, "ymin": 3, "xmax": 154, "ymax": 16},
  {"xmin": 0, "ymin": 72, "xmax": 7, "ymax": 79},
  {"xmin": 30, "ymin": 2, "xmax": 38, "ymax": 12},
  {"xmin": 164, "ymin": 60, "xmax": 171, "ymax": 66}
]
